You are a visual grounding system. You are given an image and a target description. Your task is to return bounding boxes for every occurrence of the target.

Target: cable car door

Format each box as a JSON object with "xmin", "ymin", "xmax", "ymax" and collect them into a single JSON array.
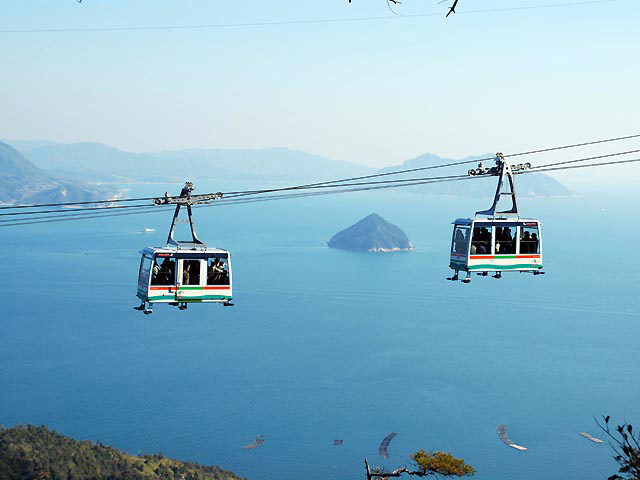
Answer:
[{"xmin": 177, "ymin": 258, "xmax": 204, "ymax": 301}]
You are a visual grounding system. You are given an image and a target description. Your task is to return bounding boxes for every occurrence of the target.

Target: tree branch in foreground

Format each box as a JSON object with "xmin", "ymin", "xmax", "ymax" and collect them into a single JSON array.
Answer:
[{"xmin": 365, "ymin": 450, "xmax": 475, "ymax": 479}]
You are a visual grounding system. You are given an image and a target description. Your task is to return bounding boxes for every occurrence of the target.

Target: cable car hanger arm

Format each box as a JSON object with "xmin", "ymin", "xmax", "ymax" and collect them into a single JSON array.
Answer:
[
  {"xmin": 153, "ymin": 186, "xmax": 223, "ymax": 206},
  {"xmin": 474, "ymin": 153, "xmax": 524, "ymax": 219},
  {"xmin": 155, "ymin": 182, "xmax": 224, "ymax": 246}
]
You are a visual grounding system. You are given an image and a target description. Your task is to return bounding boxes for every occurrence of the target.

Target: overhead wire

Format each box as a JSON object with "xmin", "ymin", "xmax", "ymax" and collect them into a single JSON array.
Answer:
[
  {"xmin": 506, "ymin": 133, "xmax": 640, "ymax": 159},
  {"xmin": 525, "ymin": 156, "xmax": 640, "ymax": 175},
  {"xmin": 182, "ymin": 155, "xmax": 640, "ymax": 212},
  {"xmin": 0, "ymin": 202, "xmax": 160, "ymax": 217},
  {"xmin": 0, "ymin": 195, "xmax": 160, "ymax": 210},
  {"xmin": 0, "ymin": 205, "xmax": 176, "ymax": 228},
  {"xmin": 217, "ymin": 133, "xmax": 640, "ymax": 200},
  {"xmin": 4, "ymin": 147, "xmax": 637, "ymax": 223},
  {"xmin": 217, "ymin": 148, "xmax": 640, "ymax": 200},
  {"xmin": 0, "ymin": 0, "xmax": 613, "ymax": 34},
  {"xmin": 0, "ymin": 204, "xmax": 167, "ymax": 224},
  {"xmin": 530, "ymin": 149, "xmax": 640, "ymax": 169},
  {"xmin": 1, "ymin": 156, "xmax": 639, "ymax": 227},
  {"xmin": 3, "ymin": 132, "xmax": 639, "ymax": 212}
]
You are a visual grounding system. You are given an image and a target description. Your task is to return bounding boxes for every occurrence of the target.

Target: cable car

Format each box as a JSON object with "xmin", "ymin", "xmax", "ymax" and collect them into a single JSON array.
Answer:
[
  {"xmin": 135, "ymin": 182, "xmax": 233, "ymax": 314},
  {"xmin": 447, "ymin": 154, "xmax": 544, "ymax": 283}
]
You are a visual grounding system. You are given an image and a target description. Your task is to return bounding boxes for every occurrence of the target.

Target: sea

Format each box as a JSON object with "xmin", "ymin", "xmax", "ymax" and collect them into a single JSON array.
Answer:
[{"xmin": 1, "ymin": 180, "xmax": 638, "ymax": 480}]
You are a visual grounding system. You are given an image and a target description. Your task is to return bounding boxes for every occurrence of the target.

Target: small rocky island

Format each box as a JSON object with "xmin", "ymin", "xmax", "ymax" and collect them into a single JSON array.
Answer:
[{"xmin": 328, "ymin": 213, "xmax": 413, "ymax": 253}]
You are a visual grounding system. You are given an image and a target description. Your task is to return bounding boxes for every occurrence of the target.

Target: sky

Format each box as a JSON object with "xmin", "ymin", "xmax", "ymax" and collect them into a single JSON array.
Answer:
[{"xmin": 1, "ymin": 0, "xmax": 639, "ymax": 170}]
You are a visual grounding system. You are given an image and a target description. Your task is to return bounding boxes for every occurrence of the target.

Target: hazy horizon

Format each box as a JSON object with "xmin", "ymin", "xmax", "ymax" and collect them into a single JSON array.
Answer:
[{"xmin": 2, "ymin": 0, "xmax": 639, "ymax": 170}]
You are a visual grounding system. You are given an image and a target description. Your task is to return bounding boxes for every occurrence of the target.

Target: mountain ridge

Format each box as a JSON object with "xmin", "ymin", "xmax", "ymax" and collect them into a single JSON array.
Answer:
[
  {"xmin": 7, "ymin": 139, "xmax": 570, "ymax": 197},
  {"xmin": 0, "ymin": 141, "xmax": 111, "ymax": 205},
  {"xmin": 14, "ymin": 141, "xmax": 373, "ymax": 183}
]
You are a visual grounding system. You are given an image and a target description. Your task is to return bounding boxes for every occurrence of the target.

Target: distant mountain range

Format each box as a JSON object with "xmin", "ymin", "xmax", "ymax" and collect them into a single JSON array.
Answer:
[
  {"xmin": 10, "ymin": 141, "xmax": 374, "ymax": 183},
  {"xmin": 4, "ymin": 140, "xmax": 571, "ymax": 198},
  {"xmin": 0, "ymin": 141, "xmax": 110, "ymax": 205}
]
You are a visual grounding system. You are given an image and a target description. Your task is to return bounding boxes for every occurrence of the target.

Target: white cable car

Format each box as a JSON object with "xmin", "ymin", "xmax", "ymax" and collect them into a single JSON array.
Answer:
[
  {"xmin": 135, "ymin": 182, "xmax": 233, "ymax": 314},
  {"xmin": 447, "ymin": 154, "xmax": 544, "ymax": 283}
]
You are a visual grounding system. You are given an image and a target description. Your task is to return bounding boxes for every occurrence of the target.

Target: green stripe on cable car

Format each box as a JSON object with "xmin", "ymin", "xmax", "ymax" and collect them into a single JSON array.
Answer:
[{"xmin": 468, "ymin": 264, "xmax": 540, "ymax": 270}]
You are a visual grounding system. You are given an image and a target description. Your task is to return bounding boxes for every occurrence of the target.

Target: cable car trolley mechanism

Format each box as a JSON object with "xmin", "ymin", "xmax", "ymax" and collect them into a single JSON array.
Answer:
[
  {"xmin": 447, "ymin": 153, "xmax": 544, "ymax": 283},
  {"xmin": 135, "ymin": 182, "xmax": 233, "ymax": 314}
]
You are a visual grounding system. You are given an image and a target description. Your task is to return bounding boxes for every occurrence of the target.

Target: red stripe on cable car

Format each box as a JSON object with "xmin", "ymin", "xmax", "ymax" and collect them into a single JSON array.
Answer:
[
  {"xmin": 150, "ymin": 286, "xmax": 230, "ymax": 290},
  {"xmin": 470, "ymin": 254, "xmax": 541, "ymax": 259}
]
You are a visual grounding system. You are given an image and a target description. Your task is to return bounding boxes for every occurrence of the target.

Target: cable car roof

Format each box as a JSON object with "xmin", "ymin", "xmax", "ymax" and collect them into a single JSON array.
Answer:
[
  {"xmin": 452, "ymin": 217, "xmax": 540, "ymax": 225},
  {"xmin": 141, "ymin": 245, "xmax": 230, "ymax": 255}
]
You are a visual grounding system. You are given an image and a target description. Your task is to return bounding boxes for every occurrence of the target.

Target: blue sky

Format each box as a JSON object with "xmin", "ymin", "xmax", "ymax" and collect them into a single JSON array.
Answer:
[{"xmin": 1, "ymin": 0, "xmax": 638, "ymax": 169}]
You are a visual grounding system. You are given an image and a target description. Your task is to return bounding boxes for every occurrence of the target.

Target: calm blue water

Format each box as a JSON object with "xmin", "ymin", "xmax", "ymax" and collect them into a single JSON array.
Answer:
[{"xmin": 1, "ymin": 183, "xmax": 638, "ymax": 480}]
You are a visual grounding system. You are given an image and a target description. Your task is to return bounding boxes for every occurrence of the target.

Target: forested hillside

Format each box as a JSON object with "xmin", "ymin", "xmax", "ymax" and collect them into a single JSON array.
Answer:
[{"xmin": 0, "ymin": 425, "xmax": 245, "ymax": 480}]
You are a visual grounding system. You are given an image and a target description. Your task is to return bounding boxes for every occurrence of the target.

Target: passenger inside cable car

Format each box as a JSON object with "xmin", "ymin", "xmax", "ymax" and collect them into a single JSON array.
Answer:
[
  {"xmin": 151, "ymin": 257, "xmax": 175, "ymax": 286},
  {"xmin": 520, "ymin": 225, "xmax": 540, "ymax": 254},
  {"xmin": 182, "ymin": 260, "xmax": 201, "ymax": 286},
  {"xmin": 207, "ymin": 257, "xmax": 230, "ymax": 285},
  {"xmin": 452, "ymin": 226, "xmax": 470, "ymax": 254},
  {"xmin": 495, "ymin": 225, "xmax": 517, "ymax": 254},
  {"xmin": 471, "ymin": 226, "xmax": 492, "ymax": 254}
]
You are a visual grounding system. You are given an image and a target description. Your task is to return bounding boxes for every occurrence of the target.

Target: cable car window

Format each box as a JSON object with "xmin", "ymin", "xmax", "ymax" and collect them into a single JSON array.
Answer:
[
  {"xmin": 520, "ymin": 225, "xmax": 540, "ymax": 254},
  {"xmin": 182, "ymin": 260, "xmax": 201, "ymax": 286},
  {"xmin": 151, "ymin": 257, "xmax": 176, "ymax": 286},
  {"xmin": 207, "ymin": 257, "xmax": 230, "ymax": 285},
  {"xmin": 139, "ymin": 256, "xmax": 152, "ymax": 286},
  {"xmin": 471, "ymin": 225, "xmax": 492, "ymax": 254},
  {"xmin": 452, "ymin": 225, "xmax": 470, "ymax": 254},
  {"xmin": 495, "ymin": 225, "xmax": 517, "ymax": 254}
]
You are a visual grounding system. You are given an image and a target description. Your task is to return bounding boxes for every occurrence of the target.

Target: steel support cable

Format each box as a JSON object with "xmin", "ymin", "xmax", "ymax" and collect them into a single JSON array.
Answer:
[
  {"xmin": 0, "ymin": 205, "xmax": 176, "ymax": 228},
  {"xmin": 0, "ymin": 172, "xmax": 467, "ymax": 218},
  {"xmin": 224, "ymin": 173, "xmax": 470, "ymax": 195},
  {"xmin": 220, "ymin": 160, "xmax": 485, "ymax": 199},
  {"xmin": 4, "ymin": 150, "xmax": 640, "ymax": 227},
  {"xmin": 525, "ymin": 148, "xmax": 640, "ymax": 170},
  {"xmin": 209, "ymin": 155, "xmax": 640, "ymax": 208},
  {"xmin": 0, "ymin": 204, "xmax": 172, "ymax": 225},
  {"xmin": 0, "ymin": 201, "xmax": 160, "ymax": 217},
  {"xmin": 0, "ymin": 176, "xmax": 482, "ymax": 226},
  {"xmin": 220, "ymin": 134, "xmax": 640, "ymax": 199},
  {"xmin": 506, "ymin": 133, "xmax": 640, "ymax": 159},
  {"xmin": 5, "ymin": 152, "xmax": 640, "ymax": 223},
  {"xmin": 219, "ymin": 148, "xmax": 640, "ymax": 200},
  {"xmin": 2, "ymin": 132, "xmax": 639, "ymax": 211},
  {"xmin": 197, "ymin": 176, "xmax": 477, "ymax": 209},
  {"xmin": 0, "ymin": 171, "xmax": 469, "ymax": 221},
  {"xmin": 520, "ymin": 156, "xmax": 640, "ymax": 175},
  {"xmin": 0, "ymin": 195, "xmax": 161, "ymax": 211},
  {"xmin": 2, "ymin": 156, "xmax": 640, "ymax": 227}
]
